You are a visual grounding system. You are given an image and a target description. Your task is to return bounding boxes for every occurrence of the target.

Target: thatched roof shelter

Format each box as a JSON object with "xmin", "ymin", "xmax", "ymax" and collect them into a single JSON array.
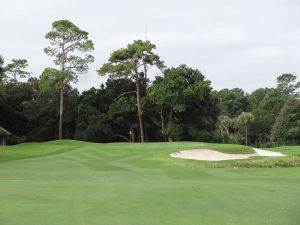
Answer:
[
  {"xmin": 0, "ymin": 126, "xmax": 11, "ymax": 136},
  {"xmin": 0, "ymin": 126, "xmax": 12, "ymax": 146}
]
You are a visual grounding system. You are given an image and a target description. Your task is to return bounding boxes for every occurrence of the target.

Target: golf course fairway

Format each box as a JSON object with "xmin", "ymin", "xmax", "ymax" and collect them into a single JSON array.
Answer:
[{"xmin": 0, "ymin": 140, "xmax": 299, "ymax": 225}]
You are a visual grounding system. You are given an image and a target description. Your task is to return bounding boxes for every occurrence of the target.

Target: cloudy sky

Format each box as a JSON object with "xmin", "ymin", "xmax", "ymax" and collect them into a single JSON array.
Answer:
[{"xmin": 0, "ymin": 0, "xmax": 299, "ymax": 93}]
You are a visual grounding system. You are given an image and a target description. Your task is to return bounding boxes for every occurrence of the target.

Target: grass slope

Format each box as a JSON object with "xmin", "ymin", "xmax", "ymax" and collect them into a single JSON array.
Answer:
[{"xmin": 0, "ymin": 141, "xmax": 300, "ymax": 225}]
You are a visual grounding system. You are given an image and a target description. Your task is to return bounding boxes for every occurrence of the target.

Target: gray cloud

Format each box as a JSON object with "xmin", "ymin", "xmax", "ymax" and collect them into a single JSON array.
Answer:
[{"xmin": 0, "ymin": 0, "xmax": 299, "ymax": 92}]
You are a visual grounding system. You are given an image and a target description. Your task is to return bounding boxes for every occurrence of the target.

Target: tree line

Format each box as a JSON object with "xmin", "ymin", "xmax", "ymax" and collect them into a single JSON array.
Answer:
[{"xmin": 0, "ymin": 20, "xmax": 299, "ymax": 147}]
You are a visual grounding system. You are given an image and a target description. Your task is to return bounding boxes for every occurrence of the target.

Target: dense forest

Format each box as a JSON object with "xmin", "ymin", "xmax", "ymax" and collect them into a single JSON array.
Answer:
[{"xmin": 0, "ymin": 20, "xmax": 299, "ymax": 147}]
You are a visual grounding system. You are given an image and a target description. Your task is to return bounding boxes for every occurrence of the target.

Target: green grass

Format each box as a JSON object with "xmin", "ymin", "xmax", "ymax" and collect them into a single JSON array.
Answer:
[
  {"xmin": 204, "ymin": 143, "xmax": 254, "ymax": 153},
  {"xmin": 0, "ymin": 140, "xmax": 300, "ymax": 225}
]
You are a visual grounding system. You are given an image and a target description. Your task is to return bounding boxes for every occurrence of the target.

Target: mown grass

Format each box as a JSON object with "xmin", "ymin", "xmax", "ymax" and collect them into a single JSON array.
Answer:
[
  {"xmin": 0, "ymin": 141, "xmax": 299, "ymax": 225},
  {"xmin": 0, "ymin": 142, "xmax": 83, "ymax": 162}
]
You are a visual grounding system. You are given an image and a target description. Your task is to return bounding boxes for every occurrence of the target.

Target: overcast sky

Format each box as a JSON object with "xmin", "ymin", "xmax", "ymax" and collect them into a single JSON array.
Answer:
[{"xmin": 0, "ymin": 0, "xmax": 299, "ymax": 93}]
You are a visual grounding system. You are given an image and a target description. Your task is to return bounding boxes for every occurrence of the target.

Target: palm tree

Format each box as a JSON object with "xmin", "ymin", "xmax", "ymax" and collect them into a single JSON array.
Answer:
[{"xmin": 237, "ymin": 112, "xmax": 254, "ymax": 146}]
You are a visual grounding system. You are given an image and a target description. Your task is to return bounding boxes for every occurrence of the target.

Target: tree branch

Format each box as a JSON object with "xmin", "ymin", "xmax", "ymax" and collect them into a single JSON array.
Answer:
[
  {"xmin": 113, "ymin": 91, "xmax": 137, "ymax": 101},
  {"xmin": 64, "ymin": 39, "xmax": 82, "ymax": 53},
  {"xmin": 109, "ymin": 134, "xmax": 130, "ymax": 142}
]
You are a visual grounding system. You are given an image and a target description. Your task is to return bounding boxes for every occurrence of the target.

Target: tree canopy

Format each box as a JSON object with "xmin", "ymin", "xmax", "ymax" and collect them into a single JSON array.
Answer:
[
  {"xmin": 1, "ymin": 22, "xmax": 299, "ymax": 147},
  {"xmin": 98, "ymin": 39, "xmax": 164, "ymax": 142},
  {"xmin": 42, "ymin": 19, "xmax": 94, "ymax": 139}
]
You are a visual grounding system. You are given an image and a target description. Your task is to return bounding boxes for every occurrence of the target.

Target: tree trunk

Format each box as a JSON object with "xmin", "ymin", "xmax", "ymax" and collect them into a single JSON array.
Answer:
[
  {"xmin": 59, "ymin": 42, "xmax": 65, "ymax": 140},
  {"xmin": 58, "ymin": 86, "xmax": 64, "ymax": 140},
  {"xmin": 143, "ymin": 64, "xmax": 147, "ymax": 80},
  {"xmin": 167, "ymin": 135, "xmax": 173, "ymax": 142},
  {"xmin": 144, "ymin": 122, "xmax": 149, "ymax": 142},
  {"xmin": 245, "ymin": 126, "xmax": 248, "ymax": 146},
  {"xmin": 167, "ymin": 109, "xmax": 173, "ymax": 142},
  {"xmin": 129, "ymin": 126, "xmax": 135, "ymax": 143},
  {"xmin": 160, "ymin": 109, "xmax": 167, "ymax": 141},
  {"xmin": 135, "ymin": 78, "xmax": 144, "ymax": 142}
]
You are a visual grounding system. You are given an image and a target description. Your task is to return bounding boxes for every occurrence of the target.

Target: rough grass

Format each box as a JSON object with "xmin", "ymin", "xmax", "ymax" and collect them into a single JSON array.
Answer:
[
  {"xmin": 0, "ymin": 141, "xmax": 299, "ymax": 225},
  {"xmin": 203, "ymin": 143, "xmax": 254, "ymax": 153}
]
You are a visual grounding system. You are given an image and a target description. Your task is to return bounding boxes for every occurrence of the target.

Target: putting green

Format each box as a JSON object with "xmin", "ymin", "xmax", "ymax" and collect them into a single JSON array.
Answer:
[{"xmin": 0, "ymin": 140, "xmax": 299, "ymax": 225}]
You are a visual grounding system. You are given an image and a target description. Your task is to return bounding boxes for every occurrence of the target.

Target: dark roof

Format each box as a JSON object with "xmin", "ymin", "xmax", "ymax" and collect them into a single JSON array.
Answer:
[{"xmin": 0, "ymin": 126, "xmax": 12, "ymax": 136}]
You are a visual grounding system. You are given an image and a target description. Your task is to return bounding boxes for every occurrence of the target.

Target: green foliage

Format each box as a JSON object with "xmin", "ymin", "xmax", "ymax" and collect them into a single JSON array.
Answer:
[
  {"xmin": 44, "ymin": 20, "xmax": 94, "ymax": 74},
  {"xmin": 237, "ymin": 112, "xmax": 254, "ymax": 127},
  {"xmin": 248, "ymin": 88, "xmax": 270, "ymax": 109},
  {"xmin": 216, "ymin": 86, "xmax": 288, "ymax": 146},
  {"xmin": 276, "ymin": 73, "xmax": 300, "ymax": 95},
  {"xmin": 40, "ymin": 68, "xmax": 76, "ymax": 92},
  {"xmin": 0, "ymin": 55, "xmax": 5, "ymax": 82},
  {"xmin": 44, "ymin": 20, "xmax": 94, "ymax": 139},
  {"xmin": 0, "ymin": 77, "xmax": 78, "ymax": 141},
  {"xmin": 148, "ymin": 65, "xmax": 217, "ymax": 141},
  {"xmin": 75, "ymin": 78, "xmax": 138, "ymax": 142},
  {"xmin": 236, "ymin": 112, "xmax": 254, "ymax": 145},
  {"xmin": 1, "ymin": 58, "xmax": 31, "ymax": 83},
  {"xmin": 98, "ymin": 39, "xmax": 164, "ymax": 79},
  {"xmin": 43, "ymin": 20, "xmax": 94, "ymax": 85},
  {"xmin": 250, "ymin": 108, "xmax": 274, "ymax": 146},
  {"xmin": 216, "ymin": 88, "xmax": 249, "ymax": 117},
  {"xmin": 98, "ymin": 39, "xmax": 164, "ymax": 142},
  {"xmin": 0, "ymin": 81, "xmax": 35, "ymax": 137},
  {"xmin": 271, "ymin": 97, "xmax": 300, "ymax": 145},
  {"xmin": 1, "ymin": 34, "xmax": 300, "ymax": 146},
  {"xmin": 217, "ymin": 115, "xmax": 233, "ymax": 143}
]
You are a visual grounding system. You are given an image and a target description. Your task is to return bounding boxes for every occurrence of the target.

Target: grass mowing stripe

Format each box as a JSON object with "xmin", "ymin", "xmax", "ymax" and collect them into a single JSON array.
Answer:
[{"xmin": 0, "ymin": 140, "xmax": 299, "ymax": 225}]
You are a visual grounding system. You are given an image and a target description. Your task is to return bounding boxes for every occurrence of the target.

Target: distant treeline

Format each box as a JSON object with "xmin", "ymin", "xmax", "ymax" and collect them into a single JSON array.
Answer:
[{"xmin": 0, "ymin": 20, "xmax": 299, "ymax": 147}]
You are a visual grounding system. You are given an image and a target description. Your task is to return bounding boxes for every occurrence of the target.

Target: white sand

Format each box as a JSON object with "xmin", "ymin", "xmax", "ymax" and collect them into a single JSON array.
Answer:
[
  {"xmin": 252, "ymin": 148, "xmax": 285, "ymax": 157},
  {"xmin": 170, "ymin": 148, "xmax": 285, "ymax": 161}
]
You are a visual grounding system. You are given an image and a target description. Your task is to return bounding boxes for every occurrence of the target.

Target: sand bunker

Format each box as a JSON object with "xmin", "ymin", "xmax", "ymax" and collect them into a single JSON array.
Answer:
[
  {"xmin": 170, "ymin": 148, "xmax": 285, "ymax": 161},
  {"xmin": 252, "ymin": 148, "xmax": 285, "ymax": 157}
]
